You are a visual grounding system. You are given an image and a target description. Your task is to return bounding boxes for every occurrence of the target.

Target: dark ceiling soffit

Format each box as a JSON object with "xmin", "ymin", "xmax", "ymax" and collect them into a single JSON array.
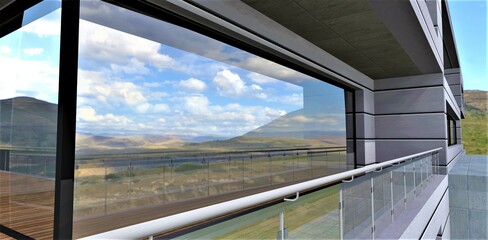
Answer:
[
  {"xmin": 0, "ymin": 0, "xmax": 41, "ymax": 38},
  {"xmin": 442, "ymin": 0, "xmax": 460, "ymax": 69},
  {"xmin": 369, "ymin": 0, "xmax": 441, "ymax": 75}
]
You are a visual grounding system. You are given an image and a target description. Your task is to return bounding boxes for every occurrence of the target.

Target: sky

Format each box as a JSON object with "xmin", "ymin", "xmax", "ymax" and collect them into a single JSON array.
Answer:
[
  {"xmin": 449, "ymin": 0, "xmax": 488, "ymax": 91},
  {"xmin": 0, "ymin": 0, "xmax": 346, "ymax": 139}
]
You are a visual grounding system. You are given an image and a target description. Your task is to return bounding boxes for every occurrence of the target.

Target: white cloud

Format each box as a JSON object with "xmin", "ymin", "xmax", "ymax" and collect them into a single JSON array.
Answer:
[
  {"xmin": 0, "ymin": 56, "xmax": 59, "ymax": 103},
  {"xmin": 213, "ymin": 69, "xmax": 245, "ymax": 96},
  {"xmin": 111, "ymin": 58, "xmax": 149, "ymax": 75},
  {"xmin": 269, "ymin": 93, "xmax": 303, "ymax": 107},
  {"xmin": 178, "ymin": 78, "xmax": 207, "ymax": 92},
  {"xmin": 136, "ymin": 102, "xmax": 170, "ymax": 113},
  {"xmin": 264, "ymin": 107, "xmax": 286, "ymax": 118},
  {"xmin": 153, "ymin": 103, "xmax": 170, "ymax": 113},
  {"xmin": 147, "ymin": 91, "xmax": 169, "ymax": 101},
  {"xmin": 77, "ymin": 69, "xmax": 172, "ymax": 115},
  {"xmin": 0, "ymin": 46, "xmax": 12, "ymax": 55},
  {"xmin": 79, "ymin": 20, "xmax": 174, "ymax": 72},
  {"xmin": 78, "ymin": 106, "xmax": 133, "ymax": 124},
  {"xmin": 23, "ymin": 48, "xmax": 44, "ymax": 56},
  {"xmin": 78, "ymin": 70, "xmax": 145, "ymax": 105},
  {"xmin": 114, "ymin": 82, "xmax": 146, "ymax": 105},
  {"xmin": 213, "ymin": 69, "xmax": 268, "ymax": 99},
  {"xmin": 157, "ymin": 118, "xmax": 166, "ymax": 124},
  {"xmin": 183, "ymin": 95, "xmax": 209, "ymax": 115}
]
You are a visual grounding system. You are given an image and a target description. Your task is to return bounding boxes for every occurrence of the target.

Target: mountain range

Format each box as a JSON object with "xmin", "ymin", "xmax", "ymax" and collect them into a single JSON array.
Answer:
[{"xmin": 1, "ymin": 97, "xmax": 346, "ymax": 154}]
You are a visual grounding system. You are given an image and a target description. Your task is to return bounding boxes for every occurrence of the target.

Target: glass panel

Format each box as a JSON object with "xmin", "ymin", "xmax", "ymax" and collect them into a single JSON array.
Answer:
[
  {"xmin": 392, "ymin": 165, "xmax": 406, "ymax": 221},
  {"xmin": 286, "ymin": 185, "xmax": 340, "ymax": 239},
  {"xmin": 106, "ymin": 162, "xmax": 130, "ymax": 213},
  {"xmin": 404, "ymin": 162, "xmax": 415, "ymax": 203},
  {"xmin": 73, "ymin": 162, "xmax": 106, "ymax": 218},
  {"xmin": 372, "ymin": 171, "xmax": 392, "ymax": 236},
  {"xmin": 177, "ymin": 152, "xmax": 441, "ymax": 239},
  {"xmin": 293, "ymin": 150, "xmax": 310, "ymax": 182},
  {"xmin": 176, "ymin": 202, "xmax": 283, "ymax": 240},
  {"xmin": 73, "ymin": 0, "xmax": 350, "ymax": 236},
  {"xmin": 414, "ymin": 160, "xmax": 422, "ymax": 196},
  {"xmin": 0, "ymin": 1, "xmax": 60, "ymax": 239},
  {"xmin": 176, "ymin": 185, "xmax": 341, "ymax": 240},
  {"xmin": 342, "ymin": 177, "xmax": 373, "ymax": 239}
]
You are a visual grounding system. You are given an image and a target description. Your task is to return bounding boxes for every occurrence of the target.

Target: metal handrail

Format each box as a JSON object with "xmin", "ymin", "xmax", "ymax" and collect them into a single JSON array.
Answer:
[{"xmin": 80, "ymin": 148, "xmax": 442, "ymax": 240}]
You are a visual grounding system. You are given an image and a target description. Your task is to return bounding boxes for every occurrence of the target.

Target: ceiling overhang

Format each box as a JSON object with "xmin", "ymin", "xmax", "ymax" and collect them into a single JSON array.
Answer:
[{"xmin": 242, "ymin": 0, "xmax": 443, "ymax": 80}]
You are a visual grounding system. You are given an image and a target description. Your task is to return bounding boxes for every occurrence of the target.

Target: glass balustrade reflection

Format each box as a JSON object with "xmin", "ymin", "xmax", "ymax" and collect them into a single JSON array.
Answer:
[{"xmin": 72, "ymin": 149, "xmax": 346, "ymax": 219}]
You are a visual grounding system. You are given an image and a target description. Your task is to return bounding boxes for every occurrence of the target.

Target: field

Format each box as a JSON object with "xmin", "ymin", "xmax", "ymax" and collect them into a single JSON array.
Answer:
[{"xmin": 462, "ymin": 90, "xmax": 488, "ymax": 155}]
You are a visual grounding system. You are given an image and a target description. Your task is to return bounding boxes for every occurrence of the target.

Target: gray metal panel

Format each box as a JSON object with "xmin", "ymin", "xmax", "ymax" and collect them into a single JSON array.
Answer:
[
  {"xmin": 455, "ymin": 96, "xmax": 462, "ymax": 108},
  {"xmin": 375, "ymin": 113, "xmax": 447, "ymax": 139},
  {"xmin": 356, "ymin": 113, "xmax": 375, "ymax": 139},
  {"xmin": 450, "ymin": 85, "xmax": 462, "ymax": 96},
  {"xmin": 444, "ymin": 68, "xmax": 460, "ymax": 75},
  {"xmin": 447, "ymin": 144, "xmax": 463, "ymax": 164},
  {"xmin": 445, "ymin": 85, "xmax": 461, "ymax": 119},
  {"xmin": 375, "ymin": 139, "xmax": 447, "ymax": 164},
  {"xmin": 375, "ymin": 87, "xmax": 444, "ymax": 114},
  {"xmin": 346, "ymin": 113, "xmax": 354, "ymax": 139},
  {"xmin": 355, "ymin": 89, "xmax": 375, "ymax": 114},
  {"xmin": 445, "ymin": 73, "xmax": 461, "ymax": 85},
  {"xmin": 356, "ymin": 139, "xmax": 376, "ymax": 165},
  {"xmin": 374, "ymin": 73, "xmax": 443, "ymax": 90}
]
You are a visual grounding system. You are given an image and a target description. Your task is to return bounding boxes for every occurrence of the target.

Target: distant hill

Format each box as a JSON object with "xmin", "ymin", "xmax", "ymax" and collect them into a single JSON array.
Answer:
[
  {"xmin": 462, "ymin": 90, "xmax": 487, "ymax": 155},
  {"xmin": 464, "ymin": 90, "xmax": 488, "ymax": 115},
  {"xmin": 0, "ymin": 97, "xmax": 345, "ymax": 155},
  {"xmin": 186, "ymin": 109, "xmax": 346, "ymax": 151},
  {"xmin": 0, "ymin": 97, "xmax": 57, "ymax": 149},
  {"xmin": 75, "ymin": 134, "xmax": 186, "ymax": 155}
]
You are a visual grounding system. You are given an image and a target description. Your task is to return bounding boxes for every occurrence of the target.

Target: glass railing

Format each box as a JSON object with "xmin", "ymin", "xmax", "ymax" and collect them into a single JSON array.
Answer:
[
  {"xmin": 80, "ymin": 148, "xmax": 441, "ymax": 240},
  {"xmin": 4, "ymin": 149, "xmax": 56, "ymax": 178},
  {"xmin": 73, "ymin": 147, "xmax": 347, "ymax": 219},
  {"xmin": 174, "ymin": 151, "xmax": 439, "ymax": 240}
]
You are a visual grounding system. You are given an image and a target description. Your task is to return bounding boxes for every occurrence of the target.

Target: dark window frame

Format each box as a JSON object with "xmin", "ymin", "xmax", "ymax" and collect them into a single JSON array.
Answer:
[
  {"xmin": 0, "ymin": 0, "xmax": 80, "ymax": 239},
  {"xmin": 447, "ymin": 114, "xmax": 457, "ymax": 146}
]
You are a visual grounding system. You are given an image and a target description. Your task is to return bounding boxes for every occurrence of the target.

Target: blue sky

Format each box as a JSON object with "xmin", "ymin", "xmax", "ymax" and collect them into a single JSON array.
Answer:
[
  {"xmin": 0, "ymin": 1, "xmax": 346, "ymax": 139},
  {"xmin": 449, "ymin": 0, "xmax": 488, "ymax": 90}
]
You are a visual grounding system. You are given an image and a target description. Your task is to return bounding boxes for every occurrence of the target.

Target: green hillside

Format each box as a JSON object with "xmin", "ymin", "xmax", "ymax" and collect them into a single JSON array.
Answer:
[
  {"xmin": 0, "ymin": 97, "xmax": 57, "ymax": 150},
  {"xmin": 462, "ymin": 90, "xmax": 488, "ymax": 155}
]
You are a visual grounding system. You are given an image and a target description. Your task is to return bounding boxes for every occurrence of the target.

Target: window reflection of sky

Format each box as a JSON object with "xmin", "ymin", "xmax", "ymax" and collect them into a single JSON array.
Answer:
[
  {"xmin": 75, "ymin": 1, "xmax": 346, "ymax": 144},
  {"xmin": 0, "ymin": 6, "xmax": 61, "ymax": 104}
]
